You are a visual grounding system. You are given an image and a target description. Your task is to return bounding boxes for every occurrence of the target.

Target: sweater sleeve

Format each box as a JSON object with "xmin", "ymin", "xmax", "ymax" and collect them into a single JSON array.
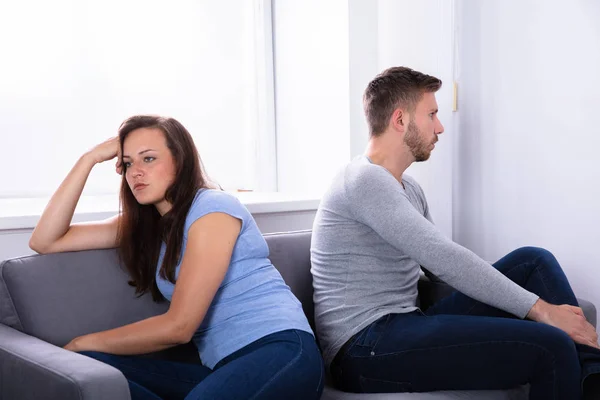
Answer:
[{"xmin": 345, "ymin": 164, "xmax": 539, "ymax": 319}]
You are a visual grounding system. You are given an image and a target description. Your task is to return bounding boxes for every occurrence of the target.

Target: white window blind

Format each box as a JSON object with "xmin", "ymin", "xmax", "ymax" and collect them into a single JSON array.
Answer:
[{"xmin": 0, "ymin": 0, "xmax": 275, "ymax": 198}]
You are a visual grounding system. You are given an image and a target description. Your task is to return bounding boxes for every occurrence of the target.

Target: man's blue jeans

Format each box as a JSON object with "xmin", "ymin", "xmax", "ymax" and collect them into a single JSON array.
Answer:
[
  {"xmin": 81, "ymin": 329, "xmax": 324, "ymax": 400},
  {"xmin": 330, "ymin": 247, "xmax": 600, "ymax": 399}
]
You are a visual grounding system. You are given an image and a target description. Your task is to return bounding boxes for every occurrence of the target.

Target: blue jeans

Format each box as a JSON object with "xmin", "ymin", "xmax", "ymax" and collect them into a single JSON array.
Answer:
[
  {"xmin": 81, "ymin": 329, "xmax": 324, "ymax": 400},
  {"xmin": 330, "ymin": 247, "xmax": 600, "ymax": 399}
]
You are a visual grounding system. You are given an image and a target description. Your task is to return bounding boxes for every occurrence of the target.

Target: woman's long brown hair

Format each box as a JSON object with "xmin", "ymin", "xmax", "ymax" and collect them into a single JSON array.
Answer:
[{"xmin": 117, "ymin": 115, "xmax": 217, "ymax": 302}]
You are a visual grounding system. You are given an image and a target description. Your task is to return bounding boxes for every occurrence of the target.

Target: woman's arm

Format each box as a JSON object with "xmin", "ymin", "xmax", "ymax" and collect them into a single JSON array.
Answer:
[
  {"xmin": 64, "ymin": 212, "xmax": 241, "ymax": 354},
  {"xmin": 29, "ymin": 137, "xmax": 122, "ymax": 254}
]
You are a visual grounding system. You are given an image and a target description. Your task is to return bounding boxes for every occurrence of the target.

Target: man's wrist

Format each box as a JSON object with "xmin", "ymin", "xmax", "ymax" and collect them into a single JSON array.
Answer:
[{"xmin": 526, "ymin": 298, "xmax": 551, "ymax": 322}]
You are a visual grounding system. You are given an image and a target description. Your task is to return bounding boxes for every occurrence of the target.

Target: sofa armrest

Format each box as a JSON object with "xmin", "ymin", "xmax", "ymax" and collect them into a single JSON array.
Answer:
[
  {"xmin": 578, "ymin": 297, "xmax": 597, "ymax": 328},
  {"xmin": 0, "ymin": 324, "xmax": 130, "ymax": 400}
]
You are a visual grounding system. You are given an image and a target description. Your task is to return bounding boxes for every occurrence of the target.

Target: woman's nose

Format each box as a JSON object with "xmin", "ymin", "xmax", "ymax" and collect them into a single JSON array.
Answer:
[{"xmin": 130, "ymin": 165, "xmax": 144, "ymax": 177}]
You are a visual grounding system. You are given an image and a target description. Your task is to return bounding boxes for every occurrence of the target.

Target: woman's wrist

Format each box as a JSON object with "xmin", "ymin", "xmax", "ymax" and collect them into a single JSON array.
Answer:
[
  {"xmin": 80, "ymin": 151, "xmax": 100, "ymax": 167},
  {"xmin": 64, "ymin": 334, "xmax": 99, "ymax": 352}
]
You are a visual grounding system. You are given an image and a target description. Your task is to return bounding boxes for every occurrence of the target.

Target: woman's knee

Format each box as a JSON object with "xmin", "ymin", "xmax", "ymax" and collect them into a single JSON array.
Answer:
[
  {"xmin": 78, "ymin": 350, "xmax": 104, "ymax": 359},
  {"xmin": 78, "ymin": 350, "xmax": 117, "ymax": 365}
]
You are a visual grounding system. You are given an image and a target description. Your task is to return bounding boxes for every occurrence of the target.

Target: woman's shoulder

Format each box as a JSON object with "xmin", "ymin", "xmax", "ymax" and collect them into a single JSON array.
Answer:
[
  {"xmin": 194, "ymin": 188, "xmax": 239, "ymax": 202},
  {"xmin": 188, "ymin": 189, "xmax": 247, "ymax": 217}
]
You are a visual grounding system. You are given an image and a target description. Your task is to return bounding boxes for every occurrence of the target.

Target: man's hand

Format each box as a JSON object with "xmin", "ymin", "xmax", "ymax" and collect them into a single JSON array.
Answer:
[{"xmin": 527, "ymin": 299, "xmax": 599, "ymax": 348}]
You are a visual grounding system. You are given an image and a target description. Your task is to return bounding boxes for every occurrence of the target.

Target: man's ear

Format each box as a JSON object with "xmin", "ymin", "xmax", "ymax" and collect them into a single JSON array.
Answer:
[{"xmin": 391, "ymin": 108, "xmax": 407, "ymax": 131}]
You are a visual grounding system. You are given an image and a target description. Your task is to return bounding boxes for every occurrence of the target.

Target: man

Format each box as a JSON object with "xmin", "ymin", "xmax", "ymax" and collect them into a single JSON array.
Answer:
[{"xmin": 310, "ymin": 66, "xmax": 599, "ymax": 399}]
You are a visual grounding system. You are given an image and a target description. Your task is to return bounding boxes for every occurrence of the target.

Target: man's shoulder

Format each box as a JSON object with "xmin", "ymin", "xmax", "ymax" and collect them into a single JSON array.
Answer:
[
  {"xmin": 402, "ymin": 174, "xmax": 421, "ymax": 188},
  {"xmin": 401, "ymin": 174, "xmax": 428, "ymax": 204},
  {"xmin": 319, "ymin": 158, "xmax": 386, "ymax": 209},
  {"xmin": 344, "ymin": 157, "xmax": 394, "ymax": 187}
]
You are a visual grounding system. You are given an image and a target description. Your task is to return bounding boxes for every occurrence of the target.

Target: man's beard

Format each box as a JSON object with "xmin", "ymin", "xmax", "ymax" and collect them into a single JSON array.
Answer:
[{"xmin": 404, "ymin": 120, "xmax": 433, "ymax": 162}]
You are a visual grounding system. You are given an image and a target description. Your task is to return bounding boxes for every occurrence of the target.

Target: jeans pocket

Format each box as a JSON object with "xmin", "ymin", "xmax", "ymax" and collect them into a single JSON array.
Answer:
[
  {"xmin": 352, "ymin": 315, "xmax": 391, "ymax": 351},
  {"xmin": 359, "ymin": 375, "xmax": 413, "ymax": 393}
]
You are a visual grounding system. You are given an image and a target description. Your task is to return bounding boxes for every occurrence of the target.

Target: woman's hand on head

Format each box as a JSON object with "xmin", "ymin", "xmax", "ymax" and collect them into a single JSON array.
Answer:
[{"xmin": 88, "ymin": 137, "xmax": 123, "ymax": 174}]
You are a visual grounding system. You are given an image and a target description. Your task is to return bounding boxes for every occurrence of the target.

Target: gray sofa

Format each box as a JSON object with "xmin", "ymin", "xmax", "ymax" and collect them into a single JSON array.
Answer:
[{"xmin": 0, "ymin": 230, "xmax": 596, "ymax": 400}]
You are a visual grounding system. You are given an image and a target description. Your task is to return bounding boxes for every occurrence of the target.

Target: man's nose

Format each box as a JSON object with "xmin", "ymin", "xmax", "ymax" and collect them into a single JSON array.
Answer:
[{"xmin": 437, "ymin": 120, "xmax": 445, "ymax": 135}]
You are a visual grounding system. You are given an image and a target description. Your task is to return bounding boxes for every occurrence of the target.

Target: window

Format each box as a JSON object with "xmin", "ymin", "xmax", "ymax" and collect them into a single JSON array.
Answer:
[{"xmin": 0, "ymin": 0, "xmax": 276, "ymax": 198}]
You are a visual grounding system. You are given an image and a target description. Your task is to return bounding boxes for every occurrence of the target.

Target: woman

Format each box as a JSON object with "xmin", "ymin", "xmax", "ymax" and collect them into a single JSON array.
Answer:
[{"xmin": 29, "ymin": 115, "xmax": 324, "ymax": 400}]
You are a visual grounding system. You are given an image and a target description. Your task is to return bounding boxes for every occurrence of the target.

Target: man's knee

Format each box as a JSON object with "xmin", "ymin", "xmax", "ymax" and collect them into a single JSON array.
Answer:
[
  {"xmin": 513, "ymin": 246, "xmax": 552, "ymax": 259},
  {"xmin": 513, "ymin": 246, "xmax": 561, "ymax": 269}
]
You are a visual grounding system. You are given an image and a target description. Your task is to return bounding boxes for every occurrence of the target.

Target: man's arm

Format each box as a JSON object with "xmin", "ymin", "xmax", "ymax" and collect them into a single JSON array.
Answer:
[
  {"xmin": 349, "ymin": 165, "xmax": 598, "ymax": 348},
  {"xmin": 410, "ymin": 177, "xmax": 444, "ymax": 283},
  {"xmin": 347, "ymin": 165, "xmax": 539, "ymax": 318}
]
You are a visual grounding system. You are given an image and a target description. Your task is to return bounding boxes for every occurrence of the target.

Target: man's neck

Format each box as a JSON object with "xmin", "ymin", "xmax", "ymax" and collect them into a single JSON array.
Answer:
[{"xmin": 365, "ymin": 137, "xmax": 414, "ymax": 185}]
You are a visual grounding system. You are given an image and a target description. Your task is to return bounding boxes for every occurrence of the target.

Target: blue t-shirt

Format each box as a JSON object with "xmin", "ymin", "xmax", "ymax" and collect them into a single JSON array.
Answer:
[{"xmin": 155, "ymin": 189, "xmax": 313, "ymax": 369}]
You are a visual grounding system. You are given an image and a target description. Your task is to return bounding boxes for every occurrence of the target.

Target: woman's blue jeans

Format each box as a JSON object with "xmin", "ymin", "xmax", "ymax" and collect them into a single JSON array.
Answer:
[
  {"xmin": 330, "ymin": 247, "xmax": 600, "ymax": 399},
  {"xmin": 81, "ymin": 329, "xmax": 323, "ymax": 400}
]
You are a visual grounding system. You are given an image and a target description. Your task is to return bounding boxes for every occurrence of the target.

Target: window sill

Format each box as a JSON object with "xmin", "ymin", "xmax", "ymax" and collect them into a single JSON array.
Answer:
[{"xmin": 0, "ymin": 192, "xmax": 321, "ymax": 230}]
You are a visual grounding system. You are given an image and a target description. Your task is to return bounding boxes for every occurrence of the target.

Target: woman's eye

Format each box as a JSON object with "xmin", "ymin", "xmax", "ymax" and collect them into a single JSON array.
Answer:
[
  {"xmin": 144, "ymin": 156, "xmax": 155, "ymax": 163},
  {"xmin": 124, "ymin": 161, "xmax": 131, "ymax": 168}
]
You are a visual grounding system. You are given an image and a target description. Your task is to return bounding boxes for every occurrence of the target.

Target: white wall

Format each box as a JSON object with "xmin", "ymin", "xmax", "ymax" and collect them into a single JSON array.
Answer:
[
  {"xmin": 348, "ymin": 0, "xmax": 379, "ymax": 158},
  {"xmin": 273, "ymin": 0, "xmax": 351, "ymax": 196},
  {"xmin": 272, "ymin": 1, "xmax": 455, "ymax": 239},
  {"xmin": 7, "ymin": 0, "xmax": 599, "ymax": 311},
  {"xmin": 0, "ymin": 0, "xmax": 263, "ymax": 196},
  {"xmin": 456, "ymin": 0, "xmax": 600, "ymax": 306},
  {"xmin": 375, "ymin": 0, "xmax": 456, "ymax": 238}
]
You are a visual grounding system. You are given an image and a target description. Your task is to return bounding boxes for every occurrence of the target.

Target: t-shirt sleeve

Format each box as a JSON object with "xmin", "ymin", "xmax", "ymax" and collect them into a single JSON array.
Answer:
[
  {"xmin": 345, "ymin": 165, "xmax": 539, "ymax": 319},
  {"xmin": 184, "ymin": 190, "xmax": 248, "ymax": 237}
]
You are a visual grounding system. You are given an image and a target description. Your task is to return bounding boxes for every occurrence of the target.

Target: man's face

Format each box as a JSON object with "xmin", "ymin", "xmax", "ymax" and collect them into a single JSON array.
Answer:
[{"xmin": 403, "ymin": 92, "xmax": 444, "ymax": 162}]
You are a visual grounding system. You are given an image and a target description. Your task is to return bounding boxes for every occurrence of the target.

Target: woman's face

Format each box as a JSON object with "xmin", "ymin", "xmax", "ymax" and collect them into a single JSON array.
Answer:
[{"xmin": 122, "ymin": 127, "xmax": 177, "ymax": 215}]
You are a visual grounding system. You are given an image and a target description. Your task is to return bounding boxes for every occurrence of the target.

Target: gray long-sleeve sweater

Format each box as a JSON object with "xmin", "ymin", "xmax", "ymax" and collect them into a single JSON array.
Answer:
[{"xmin": 310, "ymin": 155, "xmax": 539, "ymax": 367}]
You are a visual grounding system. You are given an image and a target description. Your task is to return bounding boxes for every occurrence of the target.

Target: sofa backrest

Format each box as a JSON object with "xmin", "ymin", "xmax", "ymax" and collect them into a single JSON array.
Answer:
[
  {"xmin": 0, "ymin": 249, "xmax": 168, "ymax": 346},
  {"xmin": 0, "ymin": 230, "xmax": 316, "ymax": 347},
  {"xmin": 263, "ymin": 230, "xmax": 315, "ymax": 329}
]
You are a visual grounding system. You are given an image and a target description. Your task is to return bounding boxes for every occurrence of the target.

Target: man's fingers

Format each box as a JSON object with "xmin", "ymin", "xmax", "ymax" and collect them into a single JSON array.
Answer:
[
  {"xmin": 582, "ymin": 329, "xmax": 599, "ymax": 348},
  {"xmin": 572, "ymin": 307, "xmax": 585, "ymax": 317},
  {"xmin": 564, "ymin": 305, "xmax": 584, "ymax": 316},
  {"xmin": 574, "ymin": 334, "xmax": 598, "ymax": 349}
]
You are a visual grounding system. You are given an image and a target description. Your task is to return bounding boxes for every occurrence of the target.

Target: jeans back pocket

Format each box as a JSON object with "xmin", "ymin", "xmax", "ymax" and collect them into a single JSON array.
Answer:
[{"xmin": 350, "ymin": 314, "xmax": 391, "ymax": 355}]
